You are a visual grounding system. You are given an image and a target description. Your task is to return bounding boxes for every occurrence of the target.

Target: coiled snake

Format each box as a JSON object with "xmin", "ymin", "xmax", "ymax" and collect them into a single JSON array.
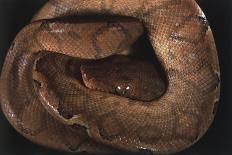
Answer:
[{"xmin": 0, "ymin": 0, "xmax": 220, "ymax": 154}]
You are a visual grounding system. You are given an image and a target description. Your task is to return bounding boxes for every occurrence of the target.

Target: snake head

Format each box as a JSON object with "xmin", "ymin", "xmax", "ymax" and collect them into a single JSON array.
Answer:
[{"xmin": 80, "ymin": 55, "xmax": 166, "ymax": 102}]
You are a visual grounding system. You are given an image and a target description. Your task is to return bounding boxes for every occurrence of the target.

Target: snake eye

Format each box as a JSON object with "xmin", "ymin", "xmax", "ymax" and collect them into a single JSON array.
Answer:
[
  {"xmin": 116, "ymin": 86, "xmax": 125, "ymax": 95},
  {"xmin": 126, "ymin": 86, "xmax": 130, "ymax": 90}
]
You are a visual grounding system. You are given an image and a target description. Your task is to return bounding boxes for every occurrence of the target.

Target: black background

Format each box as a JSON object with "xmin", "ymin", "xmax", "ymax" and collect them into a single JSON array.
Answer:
[{"xmin": 0, "ymin": 0, "xmax": 231, "ymax": 155}]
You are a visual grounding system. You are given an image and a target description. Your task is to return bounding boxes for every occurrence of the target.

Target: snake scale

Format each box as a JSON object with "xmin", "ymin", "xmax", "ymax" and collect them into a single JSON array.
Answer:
[{"xmin": 0, "ymin": 0, "xmax": 220, "ymax": 154}]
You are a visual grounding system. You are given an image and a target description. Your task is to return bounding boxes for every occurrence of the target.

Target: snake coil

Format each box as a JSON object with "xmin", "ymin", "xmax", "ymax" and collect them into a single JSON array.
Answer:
[{"xmin": 0, "ymin": 0, "xmax": 220, "ymax": 154}]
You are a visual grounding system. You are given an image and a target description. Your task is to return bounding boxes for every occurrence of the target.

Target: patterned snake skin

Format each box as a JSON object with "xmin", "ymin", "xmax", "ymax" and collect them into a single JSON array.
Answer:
[{"xmin": 0, "ymin": 0, "xmax": 220, "ymax": 154}]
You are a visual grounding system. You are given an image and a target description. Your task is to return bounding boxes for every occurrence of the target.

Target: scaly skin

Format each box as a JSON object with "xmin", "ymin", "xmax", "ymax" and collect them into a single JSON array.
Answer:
[{"xmin": 0, "ymin": 0, "xmax": 220, "ymax": 154}]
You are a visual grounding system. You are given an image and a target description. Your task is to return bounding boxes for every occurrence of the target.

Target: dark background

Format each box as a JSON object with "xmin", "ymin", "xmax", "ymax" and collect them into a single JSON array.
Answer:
[{"xmin": 0, "ymin": 0, "xmax": 231, "ymax": 155}]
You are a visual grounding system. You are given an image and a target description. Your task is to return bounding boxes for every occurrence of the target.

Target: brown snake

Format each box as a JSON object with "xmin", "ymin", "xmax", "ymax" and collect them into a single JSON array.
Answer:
[{"xmin": 0, "ymin": 0, "xmax": 220, "ymax": 154}]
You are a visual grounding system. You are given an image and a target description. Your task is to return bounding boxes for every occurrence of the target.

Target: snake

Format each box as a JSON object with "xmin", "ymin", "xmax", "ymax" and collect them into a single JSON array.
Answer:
[{"xmin": 0, "ymin": 0, "xmax": 220, "ymax": 154}]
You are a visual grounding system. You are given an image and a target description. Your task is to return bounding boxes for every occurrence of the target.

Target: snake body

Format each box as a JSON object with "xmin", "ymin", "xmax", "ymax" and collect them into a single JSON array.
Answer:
[{"xmin": 0, "ymin": 0, "xmax": 220, "ymax": 154}]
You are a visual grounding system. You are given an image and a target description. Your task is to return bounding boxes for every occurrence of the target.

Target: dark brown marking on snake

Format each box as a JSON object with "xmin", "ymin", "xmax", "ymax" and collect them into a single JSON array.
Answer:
[
  {"xmin": 39, "ymin": 21, "xmax": 52, "ymax": 31},
  {"xmin": 167, "ymin": 69, "xmax": 202, "ymax": 93},
  {"xmin": 169, "ymin": 15, "xmax": 208, "ymax": 45},
  {"xmin": 176, "ymin": 113, "xmax": 201, "ymax": 142},
  {"xmin": 107, "ymin": 21, "xmax": 132, "ymax": 51},
  {"xmin": 36, "ymin": 54, "xmax": 83, "ymax": 119},
  {"xmin": 17, "ymin": 93, "xmax": 46, "ymax": 136},
  {"xmin": 198, "ymin": 15, "xmax": 209, "ymax": 32},
  {"xmin": 0, "ymin": 0, "xmax": 220, "ymax": 154},
  {"xmin": 136, "ymin": 125, "xmax": 162, "ymax": 145},
  {"xmin": 54, "ymin": 83, "xmax": 88, "ymax": 119},
  {"xmin": 66, "ymin": 141, "xmax": 82, "ymax": 152},
  {"xmin": 16, "ymin": 122, "xmax": 42, "ymax": 136},
  {"xmin": 15, "ymin": 105, "xmax": 47, "ymax": 137},
  {"xmin": 91, "ymin": 22, "xmax": 131, "ymax": 58},
  {"xmin": 167, "ymin": 45, "xmax": 209, "ymax": 75},
  {"xmin": 65, "ymin": 58, "xmax": 84, "ymax": 83},
  {"xmin": 96, "ymin": 111, "xmax": 124, "ymax": 141},
  {"xmin": 190, "ymin": 71, "xmax": 216, "ymax": 94},
  {"xmin": 166, "ymin": 108, "xmax": 199, "ymax": 143},
  {"xmin": 213, "ymin": 101, "xmax": 219, "ymax": 115},
  {"xmin": 57, "ymin": 103, "xmax": 74, "ymax": 119},
  {"xmin": 63, "ymin": 125, "xmax": 88, "ymax": 152},
  {"xmin": 33, "ymin": 21, "xmax": 54, "ymax": 50},
  {"xmin": 45, "ymin": 24, "xmax": 65, "ymax": 50},
  {"xmin": 68, "ymin": 31, "xmax": 81, "ymax": 41},
  {"xmin": 141, "ymin": 0, "xmax": 182, "ymax": 18},
  {"xmin": 34, "ymin": 54, "xmax": 87, "ymax": 120},
  {"xmin": 9, "ymin": 53, "xmax": 23, "ymax": 89},
  {"xmin": 200, "ymin": 65, "xmax": 221, "ymax": 93},
  {"xmin": 214, "ymin": 71, "xmax": 221, "ymax": 89},
  {"xmin": 51, "ymin": 121, "xmax": 88, "ymax": 152},
  {"xmin": 9, "ymin": 53, "xmax": 38, "ymax": 114}
]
